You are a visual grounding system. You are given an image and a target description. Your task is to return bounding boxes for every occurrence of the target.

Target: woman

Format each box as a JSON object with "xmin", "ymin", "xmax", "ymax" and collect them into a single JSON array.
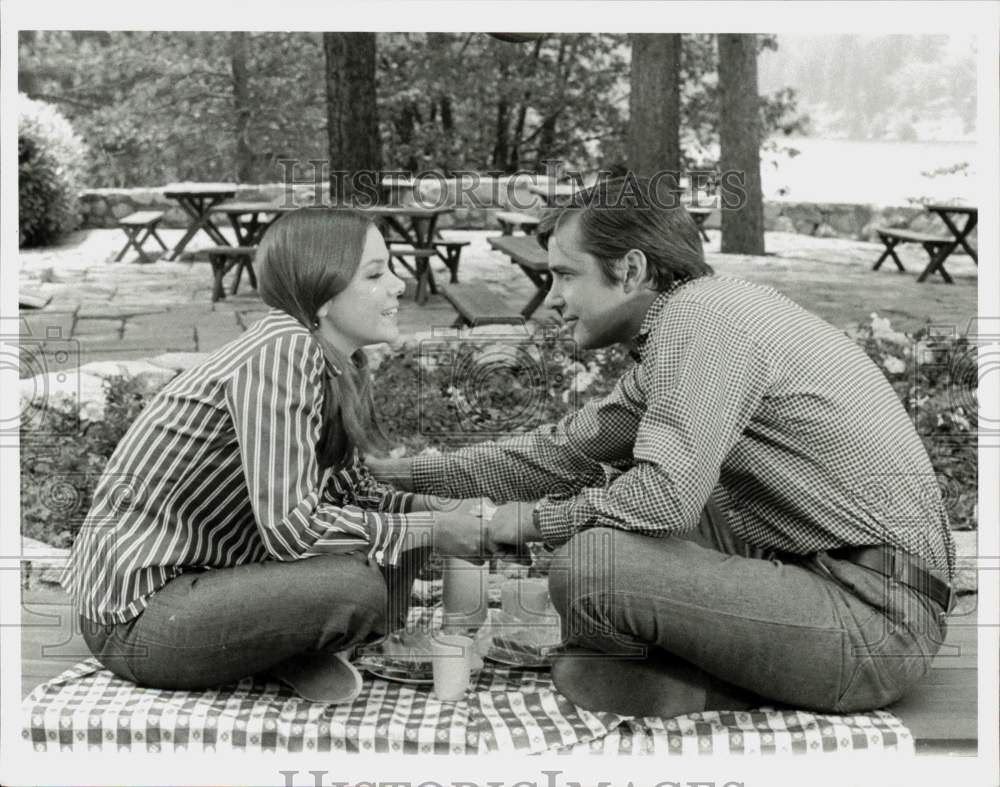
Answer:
[{"xmin": 62, "ymin": 208, "xmax": 484, "ymax": 693}]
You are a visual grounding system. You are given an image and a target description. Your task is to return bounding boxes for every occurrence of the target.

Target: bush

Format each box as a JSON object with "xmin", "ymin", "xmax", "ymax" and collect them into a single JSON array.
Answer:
[
  {"xmin": 18, "ymin": 93, "xmax": 87, "ymax": 247},
  {"xmin": 21, "ymin": 375, "xmax": 150, "ymax": 548},
  {"xmin": 21, "ymin": 318, "xmax": 977, "ymax": 550},
  {"xmin": 848, "ymin": 313, "xmax": 977, "ymax": 530}
]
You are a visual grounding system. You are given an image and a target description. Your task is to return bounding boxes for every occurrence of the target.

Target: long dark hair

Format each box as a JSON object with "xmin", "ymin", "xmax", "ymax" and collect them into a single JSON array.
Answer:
[{"xmin": 256, "ymin": 207, "xmax": 387, "ymax": 468}]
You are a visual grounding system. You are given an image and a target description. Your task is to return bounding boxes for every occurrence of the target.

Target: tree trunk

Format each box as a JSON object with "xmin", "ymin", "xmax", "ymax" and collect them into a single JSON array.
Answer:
[
  {"xmin": 628, "ymin": 34, "xmax": 682, "ymax": 192},
  {"xmin": 439, "ymin": 95, "xmax": 454, "ymax": 133},
  {"xmin": 491, "ymin": 52, "xmax": 512, "ymax": 172},
  {"xmin": 230, "ymin": 32, "xmax": 254, "ymax": 183},
  {"xmin": 508, "ymin": 38, "xmax": 544, "ymax": 172},
  {"xmin": 534, "ymin": 38, "xmax": 574, "ymax": 171},
  {"xmin": 395, "ymin": 101, "xmax": 420, "ymax": 172},
  {"xmin": 323, "ymin": 32, "xmax": 381, "ymax": 201},
  {"xmin": 718, "ymin": 34, "xmax": 765, "ymax": 255}
]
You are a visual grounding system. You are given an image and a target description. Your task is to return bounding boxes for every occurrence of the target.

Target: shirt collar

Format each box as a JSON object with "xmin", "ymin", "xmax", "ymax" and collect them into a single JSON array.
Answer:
[{"xmin": 627, "ymin": 287, "xmax": 676, "ymax": 363}]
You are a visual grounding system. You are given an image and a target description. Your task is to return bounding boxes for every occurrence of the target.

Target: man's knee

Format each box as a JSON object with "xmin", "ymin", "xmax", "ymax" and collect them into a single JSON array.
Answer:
[{"xmin": 547, "ymin": 527, "xmax": 639, "ymax": 617}]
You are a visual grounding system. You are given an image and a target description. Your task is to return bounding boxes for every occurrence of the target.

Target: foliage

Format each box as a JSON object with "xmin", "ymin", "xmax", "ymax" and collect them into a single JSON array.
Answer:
[
  {"xmin": 21, "ymin": 317, "xmax": 976, "ymax": 550},
  {"xmin": 847, "ymin": 313, "xmax": 977, "ymax": 530},
  {"xmin": 19, "ymin": 31, "xmax": 804, "ymax": 186},
  {"xmin": 679, "ymin": 34, "xmax": 807, "ymax": 170},
  {"xmin": 18, "ymin": 31, "xmax": 327, "ymax": 187},
  {"xmin": 18, "ymin": 93, "xmax": 87, "ymax": 246},
  {"xmin": 21, "ymin": 375, "xmax": 151, "ymax": 548}
]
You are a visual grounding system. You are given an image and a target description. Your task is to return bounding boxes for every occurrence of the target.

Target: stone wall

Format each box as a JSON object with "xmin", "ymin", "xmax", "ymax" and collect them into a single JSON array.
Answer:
[{"xmin": 78, "ymin": 180, "xmax": 972, "ymax": 243}]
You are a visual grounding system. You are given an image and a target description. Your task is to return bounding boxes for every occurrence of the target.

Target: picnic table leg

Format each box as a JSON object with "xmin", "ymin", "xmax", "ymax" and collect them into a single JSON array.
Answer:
[
  {"xmin": 225, "ymin": 215, "xmax": 250, "ymax": 247},
  {"xmin": 114, "ymin": 227, "xmax": 138, "ymax": 262},
  {"xmin": 518, "ymin": 269, "xmax": 551, "ymax": 319},
  {"xmin": 167, "ymin": 196, "xmax": 232, "ymax": 260},
  {"xmin": 873, "ymin": 237, "xmax": 906, "ymax": 272},
  {"xmin": 207, "ymin": 254, "xmax": 227, "ymax": 302},
  {"xmin": 692, "ymin": 214, "xmax": 710, "ymax": 242},
  {"xmin": 917, "ymin": 242, "xmax": 955, "ymax": 284},
  {"xmin": 150, "ymin": 226, "xmax": 168, "ymax": 252},
  {"xmin": 115, "ymin": 226, "xmax": 156, "ymax": 264},
  {"xmin": 939, "ymin": 212, "xmax": 978, "ymax": 263},
  {"xmin": 444, "ymin": 246, "xmax": 461, "ymax": 283},
  {"xmin": 414, "ymin": 257, "xmax": 429, "ymax": 304},
  {"xmin": 194, "ymin": 197, "xmax": 232, "ymax": 247},
  {"xmin": 244, "ymin": 259, "xmax": 258, "ymax": 290}
]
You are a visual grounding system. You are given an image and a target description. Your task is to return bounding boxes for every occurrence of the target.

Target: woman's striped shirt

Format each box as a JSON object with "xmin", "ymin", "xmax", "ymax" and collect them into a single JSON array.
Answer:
[{"xmin": 61, "ymin": 308, "xmax": 420, "ymax": 625}]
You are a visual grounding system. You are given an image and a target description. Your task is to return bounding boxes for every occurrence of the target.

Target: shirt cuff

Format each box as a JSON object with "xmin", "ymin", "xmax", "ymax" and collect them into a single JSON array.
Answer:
[
  {"xmin": 534, "ymin": 497, "xmax": 580, "ymax": 547},
  {"xmin": 382, "ymin": 490, "xmax": 416, "ymax": 514},
  {"xmin": 363, "ymin": 511, "xmax": 435, "ymax": 567}
]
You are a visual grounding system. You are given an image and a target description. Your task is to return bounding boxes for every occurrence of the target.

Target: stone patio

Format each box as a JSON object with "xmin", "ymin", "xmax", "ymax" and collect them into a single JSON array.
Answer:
[{"xmin": 18, "ymin": 225, "xmax": 978, "ymax": 377}]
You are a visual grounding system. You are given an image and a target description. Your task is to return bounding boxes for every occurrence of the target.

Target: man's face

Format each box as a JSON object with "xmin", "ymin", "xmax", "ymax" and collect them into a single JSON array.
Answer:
[{"xmin": 543, "ymin": 214, "xmax": 636, "ymax": 350}]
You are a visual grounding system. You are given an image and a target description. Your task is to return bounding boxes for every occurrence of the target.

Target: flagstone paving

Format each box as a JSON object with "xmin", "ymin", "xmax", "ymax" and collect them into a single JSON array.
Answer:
[{"xmin": 18, "ymin": 226, "xmax": 978, "ymax": 376}]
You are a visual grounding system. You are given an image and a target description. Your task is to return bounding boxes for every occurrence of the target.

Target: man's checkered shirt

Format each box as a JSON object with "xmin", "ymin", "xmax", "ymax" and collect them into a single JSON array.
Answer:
[{"xmin": 412, "ymin": 275, "xmax": 956, "ymax": 578}]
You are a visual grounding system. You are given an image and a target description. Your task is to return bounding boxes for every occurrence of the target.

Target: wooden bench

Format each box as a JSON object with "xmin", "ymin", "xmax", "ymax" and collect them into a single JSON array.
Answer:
[
  {"xmin": 873, "ymin": 228, "xmax": 954, "ymax": 281},
  {"xmin": 495, "ymin": 211, "xmax": 540, "ymax": 235},
  {"xmin": 438, "ymin": 283, "xmax": 525, "ymax": 328},
  {"xmin": 115, "ymin": 210, "xmax": 168, "ymax": 263},
  {"xmin": 193, "ymin": 246, "xmax": 257, "ymax": 302}
]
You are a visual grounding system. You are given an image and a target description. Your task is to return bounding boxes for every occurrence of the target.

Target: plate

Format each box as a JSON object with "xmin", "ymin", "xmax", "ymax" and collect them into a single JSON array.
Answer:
[
  {"xmin": 361, "ymin": 663, "xmax": 434, "ymax": 685},
  {"xmin": 356, "ymin": 626, "xmax": 490, "ymax": 685},
  {"xmin": 482, "ymin": 609, "xmax": 562, "ymax": 669}
]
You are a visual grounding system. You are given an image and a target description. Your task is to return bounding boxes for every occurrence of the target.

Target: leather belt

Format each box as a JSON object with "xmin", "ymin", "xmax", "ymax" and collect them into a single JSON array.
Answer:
[{"xmin": 827, "ymin": 544, "xmax": 955, "ymax": 614}]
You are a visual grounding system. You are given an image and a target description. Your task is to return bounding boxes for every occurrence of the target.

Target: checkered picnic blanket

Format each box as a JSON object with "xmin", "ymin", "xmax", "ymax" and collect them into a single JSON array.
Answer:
[{"xmin": 21, "ymin": 582, "xmax": 915, "ymax": 756}]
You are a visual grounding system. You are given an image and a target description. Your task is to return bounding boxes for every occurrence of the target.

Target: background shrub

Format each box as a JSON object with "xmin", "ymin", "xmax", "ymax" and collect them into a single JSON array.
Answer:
[
  {"xmin": 21, "ymin": 375, "xmax": 150, "ymax": 549},
  {"xmin": 18, "ymin": 93, "xmax": 87, "ymax": 247}
]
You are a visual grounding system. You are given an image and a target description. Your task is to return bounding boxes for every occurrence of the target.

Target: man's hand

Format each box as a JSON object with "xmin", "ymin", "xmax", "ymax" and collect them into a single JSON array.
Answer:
[
  {"xmin": 485, "ymin": 502, "xmax": 541, "ymax": 559},
  {"xmin": 365, "ymin": 455, "xmax": 415, "ymax": 491}
]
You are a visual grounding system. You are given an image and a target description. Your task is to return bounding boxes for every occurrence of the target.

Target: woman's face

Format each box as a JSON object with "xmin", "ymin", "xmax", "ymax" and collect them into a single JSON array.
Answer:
[{"xmin": 317, "ymin": 226, "xmax": 406, "ymax": 353}]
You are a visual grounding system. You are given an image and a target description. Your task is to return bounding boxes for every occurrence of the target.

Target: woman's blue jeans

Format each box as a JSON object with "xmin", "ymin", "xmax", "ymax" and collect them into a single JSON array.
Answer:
[
  {"xmin": 80, "ymin": 547, "xmax": 429, "ymax": 691},
  {"xmin": 546, "ymin": 507, "xmax": 948, "ymax": 713}
]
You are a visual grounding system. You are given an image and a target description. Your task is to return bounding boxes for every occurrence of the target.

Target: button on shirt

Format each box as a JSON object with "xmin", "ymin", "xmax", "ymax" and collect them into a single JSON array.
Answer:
[
  {"xmin": 62, "ymin": 309, "xmax": 425, "ymax": 625},
  {"xmin": 411, "ymin": 276, "xmax": 955, "ymax": 578}
]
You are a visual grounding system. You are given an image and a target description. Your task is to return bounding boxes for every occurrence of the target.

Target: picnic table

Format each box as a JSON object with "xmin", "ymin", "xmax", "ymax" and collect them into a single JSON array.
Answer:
[
  {"xmin": 918, "ymin": 204, "xmax": 978, "ymax": 284},
  {"xmin": 358, "ymin": 205, "xmax": 455, "ymax": 304},
  {"xmin": 162, "ymin": 183, "xmax": 239, "ymax": 260},
  {"xmin": 488, "ymin": 234, "xmax": 551, "ymax": 318},
  {"xmin": 359, "ymin": 204, "xmax": 452, "ymax": 250},
  {"xmin": 210, "ymin": 200, "xmax": 294, "ymax": 246}
]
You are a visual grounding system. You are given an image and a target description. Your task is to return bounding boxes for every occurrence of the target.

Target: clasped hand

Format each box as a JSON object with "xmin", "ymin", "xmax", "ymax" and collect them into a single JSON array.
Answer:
[{"xmin": 432, "ymin": 500, "xmax": 536, "ymax": 565}]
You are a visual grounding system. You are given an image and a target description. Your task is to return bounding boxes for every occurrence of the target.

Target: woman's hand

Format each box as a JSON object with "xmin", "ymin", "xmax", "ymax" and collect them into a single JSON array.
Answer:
[
  {"xmin": 431, "ymin": 509, "xmax": 490, "ymax": 564},
  {"xmin": 365, "ymin": 455, "xmax": 415, "ymax": 491}
]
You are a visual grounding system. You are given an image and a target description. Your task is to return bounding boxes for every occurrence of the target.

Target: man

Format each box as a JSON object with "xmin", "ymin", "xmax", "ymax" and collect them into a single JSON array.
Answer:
[{"xmin": 370, "ymin": 176, "xmax": 954, "ymax": 717}]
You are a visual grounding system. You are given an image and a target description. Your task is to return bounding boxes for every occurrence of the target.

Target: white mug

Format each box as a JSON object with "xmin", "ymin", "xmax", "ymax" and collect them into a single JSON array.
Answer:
[{"xmin": 431, "ymin": 633, "xmax": 475, "ymax": 701}]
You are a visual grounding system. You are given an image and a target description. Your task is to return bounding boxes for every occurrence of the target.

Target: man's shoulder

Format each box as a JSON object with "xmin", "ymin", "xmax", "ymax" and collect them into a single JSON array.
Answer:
[{"xmin": 652, "ymin": 275, "xmax": 791, "ymax": 332}]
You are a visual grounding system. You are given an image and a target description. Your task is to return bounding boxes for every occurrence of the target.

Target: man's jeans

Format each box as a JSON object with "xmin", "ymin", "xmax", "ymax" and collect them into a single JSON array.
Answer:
[
  {"xmin": 546, "ymin": 506, "xmax": 948, "ymax": 713},
  {"xmin": 80, "ymin": 547, "xmax": 429, "ymax": 691}
]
